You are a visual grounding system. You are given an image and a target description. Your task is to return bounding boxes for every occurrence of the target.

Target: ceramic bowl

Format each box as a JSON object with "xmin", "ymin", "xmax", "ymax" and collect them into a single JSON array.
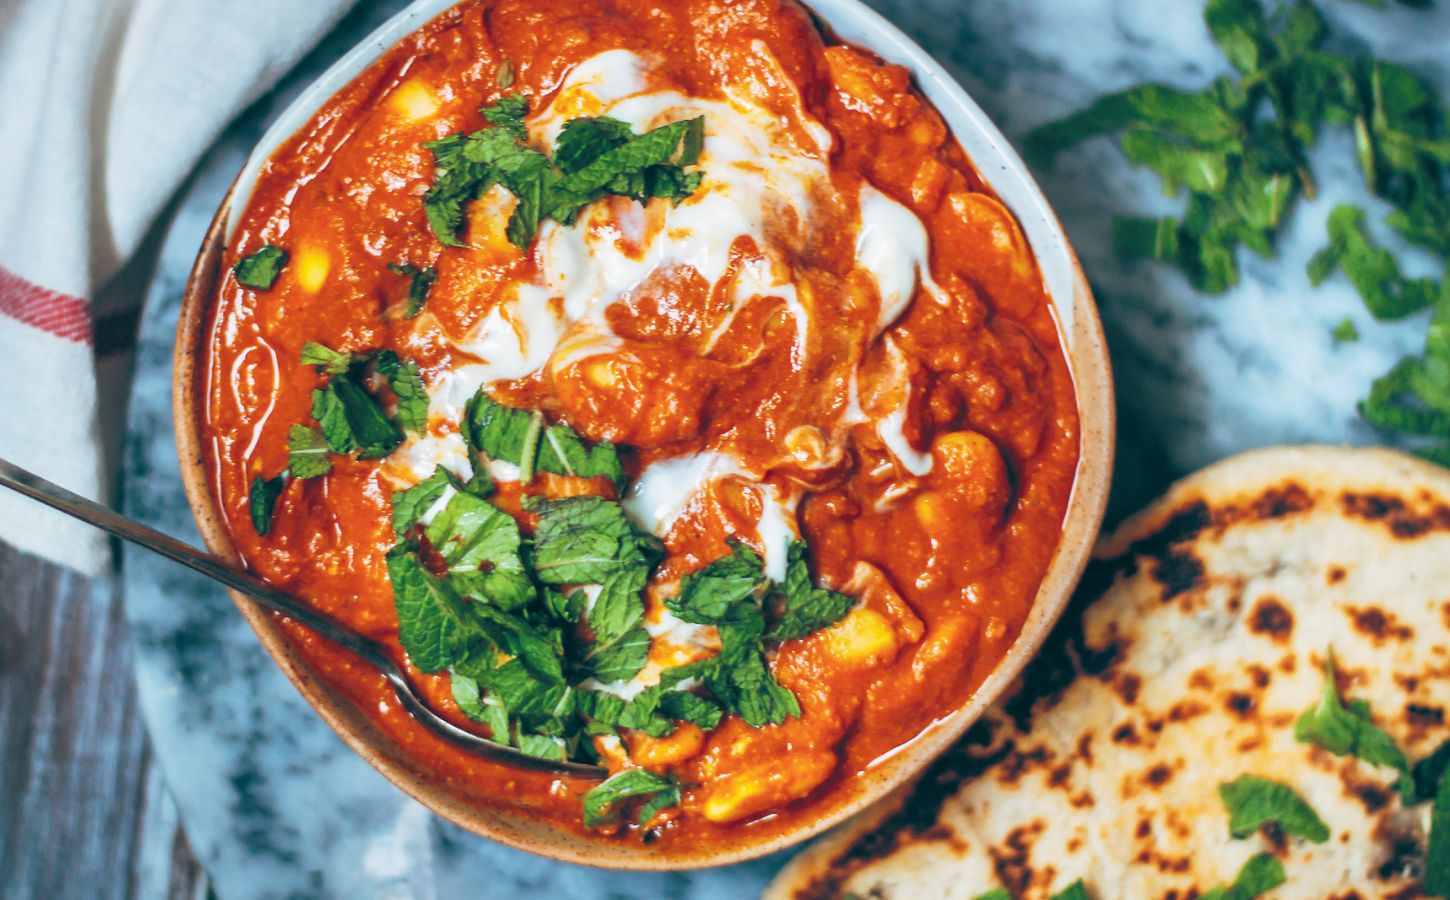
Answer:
[{"xmin": 174, "ymin": 0, "xmax": 1115, "ymax": 869}]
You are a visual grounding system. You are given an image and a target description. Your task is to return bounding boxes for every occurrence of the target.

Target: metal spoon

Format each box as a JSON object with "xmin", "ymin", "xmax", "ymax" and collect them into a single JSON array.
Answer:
[{"xmin": 0, "ymin": 457, "xmax": 606, "ymax": 779}]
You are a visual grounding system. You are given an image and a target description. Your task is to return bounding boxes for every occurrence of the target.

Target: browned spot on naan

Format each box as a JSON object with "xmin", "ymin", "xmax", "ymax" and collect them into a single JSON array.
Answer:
[
  {"xmin": 1112, "ymin": 672, "xmax": 1142, "ymax": 705},
  {"xmin": 1225, "ymin": 691, "xmax": 1258, "ymax": 719},
  {"xmin": 1249, "ymin": 595, "xmax": 1294, "ymax": 642},
  {"xmin": 1347, "ymin": 605, "xmax": 1415, "ymax": 643},
  {"xmin": 1341, "ymin": 491, "xmax": 1450, "ymax": 539},
  {"xmin": 991, "ymin": 820, "xmax": 1047, "ymax": 895},
  {"xmin": 1339, "ymin": 759, "xmax": 1394, "ymax": 813}
]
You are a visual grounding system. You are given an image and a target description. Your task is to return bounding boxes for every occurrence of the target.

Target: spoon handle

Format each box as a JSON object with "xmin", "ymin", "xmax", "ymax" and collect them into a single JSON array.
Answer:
[
  {"xmin": 0, "ymin": 457, "xmax": 606, "ymax": 779},
  {"xmin": 0, "ymin": 457, "xmax": 378, "ymax": 659}
]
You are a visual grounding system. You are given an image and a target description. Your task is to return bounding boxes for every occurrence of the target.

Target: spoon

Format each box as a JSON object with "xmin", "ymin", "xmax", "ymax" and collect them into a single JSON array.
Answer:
[{"xmin": 0, "ymin": 457, "xmax": 606, "ymax": 779}]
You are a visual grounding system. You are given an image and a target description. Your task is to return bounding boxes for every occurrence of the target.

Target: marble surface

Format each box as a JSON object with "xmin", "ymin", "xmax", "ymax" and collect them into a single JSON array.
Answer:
[{"xmin": 120, "ymin": 1, "xmax": 1450, "ymax": 898}]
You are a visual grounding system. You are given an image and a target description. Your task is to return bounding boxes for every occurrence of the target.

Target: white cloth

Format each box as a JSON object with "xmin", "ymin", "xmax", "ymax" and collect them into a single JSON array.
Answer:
[{"xmin": 0, "ymin": 0, "xmax": 358, "ymax": 574}]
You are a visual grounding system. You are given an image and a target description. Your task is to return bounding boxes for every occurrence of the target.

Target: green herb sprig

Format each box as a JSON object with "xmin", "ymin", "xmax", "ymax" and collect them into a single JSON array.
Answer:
[
  {"xmin": 1028, "ymin": 0, "xmax": 1450, "ymax": 462},
  {"xmin": 387, "ymin": 389, "xmax": 856, "ymax": 826},
  {"xmin": 246, "ymin": 341, "xmax": 431, "ymax": 534},
  {"xmin": 422, "ymin": 95, "xmax": 703, "ymax": 250}
]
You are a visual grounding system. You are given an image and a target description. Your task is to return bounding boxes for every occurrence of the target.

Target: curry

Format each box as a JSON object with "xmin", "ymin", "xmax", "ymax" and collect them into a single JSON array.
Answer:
[{"xmin": 199, "ymin": 0, "xmax": 1080, "ymax": 849}]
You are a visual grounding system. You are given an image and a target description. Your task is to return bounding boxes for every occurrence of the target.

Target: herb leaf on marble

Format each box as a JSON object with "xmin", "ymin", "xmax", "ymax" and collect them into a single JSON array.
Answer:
[{"xmin": 1028, "ymin": 0, "xmax": 1450, "ymax": 464}]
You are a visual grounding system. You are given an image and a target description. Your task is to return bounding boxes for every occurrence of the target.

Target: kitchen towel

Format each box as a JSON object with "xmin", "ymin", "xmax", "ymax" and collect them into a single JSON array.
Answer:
[{"xmin": 0, "ymin": 0, "xmax": 359, "ymax": 574}]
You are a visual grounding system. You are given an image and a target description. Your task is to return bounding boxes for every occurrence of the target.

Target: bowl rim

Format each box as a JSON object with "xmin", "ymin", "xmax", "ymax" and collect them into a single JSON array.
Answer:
[{"xmin": 172, "ymin": 0, "xmax": 1116, "ymax": 870}]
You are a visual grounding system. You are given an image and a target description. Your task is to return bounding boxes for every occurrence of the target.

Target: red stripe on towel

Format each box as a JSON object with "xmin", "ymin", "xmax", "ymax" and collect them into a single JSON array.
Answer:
[{"xmin": 0, "ymin": 265, "xmax": 92, "ymax": 344}]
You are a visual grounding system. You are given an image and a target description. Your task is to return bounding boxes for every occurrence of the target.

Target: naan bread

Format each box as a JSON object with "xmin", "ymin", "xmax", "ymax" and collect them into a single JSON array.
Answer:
[{"xmin": 767, "ymin": 446, "xmax": 1449, "ymax": 899}]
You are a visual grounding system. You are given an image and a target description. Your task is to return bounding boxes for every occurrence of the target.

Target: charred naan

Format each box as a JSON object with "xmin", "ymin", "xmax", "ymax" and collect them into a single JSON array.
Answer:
[{"xmin": 767, "ymin": 446, "xmax": 1450, "ymax": 899}]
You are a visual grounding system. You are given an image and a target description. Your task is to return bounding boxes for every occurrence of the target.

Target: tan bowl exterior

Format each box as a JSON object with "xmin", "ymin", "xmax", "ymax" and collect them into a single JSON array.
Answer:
[{"xmin": 172, "ymin": 15, "xmax": 1116, "ymax": 872}]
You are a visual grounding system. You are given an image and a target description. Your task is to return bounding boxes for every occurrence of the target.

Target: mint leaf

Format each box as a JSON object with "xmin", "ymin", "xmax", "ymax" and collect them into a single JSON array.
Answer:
[
  {"xmin": 299, "ymin": 340, "xmax": 354, "ymax": 375},
  {"xmin": 1427, "ymin": 761, "xmax": 1450, "ymax": 896},
  {"xmin": 464, "ymin": 393, "xmax": 539, "ymax": 468},
  {"xmin": 1294, "ymin": 650, "xmax": 1413, "ymax": 801},
  {"xmin": 484, "ymin": 658, "xmax": 569, "ymax": 718},
  {"xmin": 1048, "ymin": 880, "xmax": 1091, "ymax": 900},
  {"xmin": 542, "ymin": 587, "xmax": 584, "ymax": 625},
  {"xmin": 705, "ymin": 610, "xmax": 800, "ymax": 728},
  {"xmin": 422, "ymin": 134, "xmax": 494, "ymax": 247},
  {"xmin": 391, "ymin": 467, "xmax": 452, "ymax": 535},
  {"xmin": 311, "ymin": 385, "xmax": 357, "ymax": 455},
  {"xmin": 374, "ymin": 351, "xmax": 429, "ymax": 434},
  {"xmin": 581, "ymin": 768, "xmax": 679, "ymax": 828},
  {"xmin": 588, "ymin": 566, "xmax": 648, "ymax": 644},
  {"xmin": 1200, "ymin": 853, "xmax": 1287, "ymax": 900},
  {"xmin": 324, "ymin": 378, "xmax": 404, "ymax": 459},
  {"xmin": 771, "ymin": 540, "xmax": 854, "ymax": 642},
  {"xmin": 387, "ymin": 262, "xmax": 437, "ymax": 318},
  {"xmin": 248, "ymin": 474, "xmax": 283, "ymax": 535},
  {"xmin": 557, "ymin": 117, "xmax": 704, "ymax": 199},
  {"xmin": 234, "ymin": 246, "xmax": 288, "ymax": 290},
  {"xmin": 419, "ymin": 107, "xmax": 704, "ymax": 251},
  {"xmin": 526, "ymin": 496, "xmax": 663, "ymax": 585},
  {"xmin": 669, "ymin": 540, "xmax": 770, "ymax": 624},
  {"xmin": 482, "ymin": 94, "xmax": 529, "ymax": 140},
  {"xmin": 657, "ymin": 690, "xmax": 722, "ymax": 731},
  {"xmin": 285, "ymin": 425, "xmax": 332, "ymax": 479},
  {"xmin": 1415, "ymin": 740, "xmax": 1450, "ymax": 803},
  {"xmin": 424, "ymin": 490, "xmax": 527, "ymax": 583},
  {"xmin": 388, "ymin": 548, "xmax": 468, "ymax": 673},
  {"xmin": 971, "ymin": 892, "xmax": 1011, "ymax": 900},
  {"xmin": 537, "ymin": 423, "xmax": 626, "ymax": 487},
  {"xmin": 589, "ymin": 626, "xmax": 651, "ymax": 683},
  {"xmin": 1309, "ymin": 206, "xmax": 1438, "ymax": 320},
  {"xmin": 516, "ymin": 733, "xmax": 567, "ymax": 762},
  {"xmin": 553, "ymin": 117, "xmax": 635, "ymax": 173},
  {"xmin": 1218, "ymin": 775, "xmax": 1331, "ymax": 843}
]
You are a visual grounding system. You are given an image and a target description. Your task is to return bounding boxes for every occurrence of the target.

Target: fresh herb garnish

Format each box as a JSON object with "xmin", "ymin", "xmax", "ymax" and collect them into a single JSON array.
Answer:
[
  {"xmin": 1048, "ymin": 881, "xmax": 1091, "ymax": 900},
  {"xmin": 1200, "ymin": 853, "xmax": 1287, "ymax": 900},
  {"xmin": 581, "ymin": 768, "xmax": 681, "ymax": 828},
  {"xmin": 421, "ymin": 94, "xmax": 704, "ymax": 249},
  {"xmin": 390, "ymin": 467, "xmax": 454, "ymax": 535},
  {"xmin": 285, "ymin": 424, "xmax": 332, "ymax": 479},
  {"xmin": 1030, "ymin": 0, "xmax": 1450, "ymax": 462},
  {"xmin": 971, "ymin": 891, "xmax": 1012, "ymax": 900},
  {"xmin": 585, "ymin": 566, "xmax": 651, "ymax": 683},
  {"xmin": 387, "ymin": 263, "xmax": 437, "ymax": 319},
  {"xmin": 377, "ymin": 387, "xmax": 860, "ymax": 824},
  {"xmin": 1294, "ymin": 649, "xmax": 1413, "ymax": 801},
  {"xmin": 1415, "ymin": 740, "xmax": 1450, "ymax": 803},
  {"xmin": 374, "ymin": 350, "xmax": 430, "ymax": 434},
  {"xmin": 233, "ymin": 246, "xmax": 288, "ymax": 290},
  {"xmin": 526, "ymin": 495, "xmax": 663, "ymax": 584},
  {"xmin": 1218, "ymin": 774, "xmax": 1331, "ymax": 843},
  {"xmin": 248, "ymin": 474, "xmax": 284, "ymax": 535},
  {"xmin": 1428, "ymin": 757, "xmax": 1450, "ymax": 896},
  {"xmin": 299, "ymin": 340, "xmax": 355, "ymax": 375},
  {"xmin": 1308, "ymin": 206, "xmax": 1438, "ymax": 320},
  {"xmin": 464, "ymin": 395, "xmax": 626, "ymax": 487},
  {"xmin": 297, "ymin": 341, "xmax": 434, "ymax": 467},
  {"xmin": 313, "ymin": 375, "xmax": 404, "ymax": 459},
  {"xmin": 387, "ymin": 547, "xmax": 471, "ymax": 673},
  {"xmin": 772, "ymin": 540, "xmax": 855, "ymax": 641},
  {"xmin": 1332, "ymin": 317, "xmax": 1361, "ymax": 344}
]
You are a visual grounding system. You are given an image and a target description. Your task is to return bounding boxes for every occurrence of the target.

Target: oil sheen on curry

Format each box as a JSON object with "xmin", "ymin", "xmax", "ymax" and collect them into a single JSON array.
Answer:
[{"xmin": 201, "ymin": 0, "xmax": 1080, "ymax": 848}]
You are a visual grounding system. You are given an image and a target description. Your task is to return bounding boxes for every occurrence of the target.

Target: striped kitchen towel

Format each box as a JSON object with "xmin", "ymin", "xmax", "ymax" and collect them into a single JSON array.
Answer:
[{"xmin": 0, "ymin": 0, "xmax": 359, "ymax": 574}]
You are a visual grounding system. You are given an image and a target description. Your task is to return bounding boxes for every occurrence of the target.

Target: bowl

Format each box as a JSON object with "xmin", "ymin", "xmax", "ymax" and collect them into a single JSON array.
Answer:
[{"xmin": 173, "ymin": 0, "xmax": 1115, "ymax": 869}]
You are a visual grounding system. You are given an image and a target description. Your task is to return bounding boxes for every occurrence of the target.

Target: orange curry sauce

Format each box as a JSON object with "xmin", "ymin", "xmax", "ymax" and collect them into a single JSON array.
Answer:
[{"xmin": 201, "ymin": 0, "xmax": 1079, "ymax": 850}]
